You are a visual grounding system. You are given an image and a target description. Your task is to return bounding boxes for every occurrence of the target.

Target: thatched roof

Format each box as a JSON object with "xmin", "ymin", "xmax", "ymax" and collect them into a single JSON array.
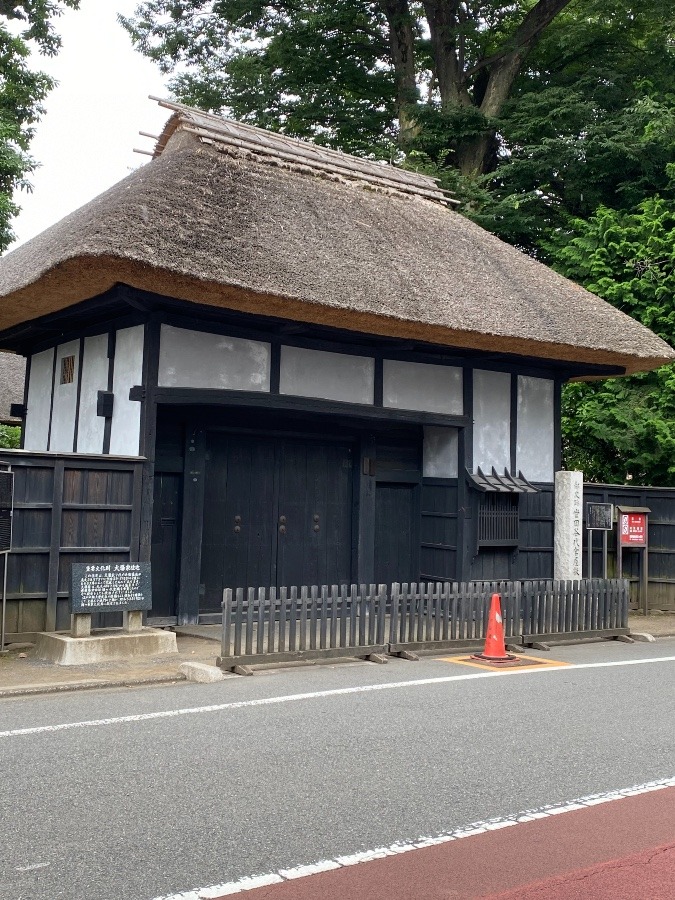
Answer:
[
  {"xmin": 0, "ymin": 100, "xmax": 672, "ymax": 376},
  {"xmin": 0, "ymin": 352, "xmax": 25, "ymax": 424}
]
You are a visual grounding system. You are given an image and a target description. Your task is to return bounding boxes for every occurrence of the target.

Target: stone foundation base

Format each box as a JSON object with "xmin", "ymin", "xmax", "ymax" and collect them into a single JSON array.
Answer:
[{"xmin": 34, "ymin": 628, "xmax": 177, "ymax": 666}]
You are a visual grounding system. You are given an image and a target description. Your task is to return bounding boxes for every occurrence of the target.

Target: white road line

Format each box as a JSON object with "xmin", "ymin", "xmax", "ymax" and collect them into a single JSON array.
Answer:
[
  {"xmin": 1, "ymin": 655, "xmax": 674, "ymax": 739},
  {"xmin": 148, "ymin": 776, "xmax": 675, "ymax": 899}
]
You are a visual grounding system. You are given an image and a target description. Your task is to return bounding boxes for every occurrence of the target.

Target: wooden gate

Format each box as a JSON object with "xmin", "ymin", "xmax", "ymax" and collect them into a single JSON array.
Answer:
[{"xmin": 200, "ymin": 432, "xmax": 354, "ymax": 612}]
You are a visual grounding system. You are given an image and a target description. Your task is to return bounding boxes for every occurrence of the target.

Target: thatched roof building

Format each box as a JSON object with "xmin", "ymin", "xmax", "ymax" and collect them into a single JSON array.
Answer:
[
  {"xmin": 0, "ymin": 99, "xmax": 672, "ymax": 376},
  {"xmin": 0, "ymin": 352, "xmax": 25, "ymax": 424}
]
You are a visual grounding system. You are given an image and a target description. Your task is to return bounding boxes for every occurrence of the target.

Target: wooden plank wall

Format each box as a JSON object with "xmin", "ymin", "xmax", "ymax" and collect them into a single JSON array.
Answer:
[
  {"xmin": 420, "ymin": 480, "xmax": 459, "ymax": 581},
  {"xmin": 467, "ymin": 486, "xmax": 555, "ymax": 582},
  {"xmin": 583, "ymin": 484, "xmax": 675, "ymax": 611},
  {"xmin": 0, "ymin": 452, "xmax": 144, "ymax": 637}
]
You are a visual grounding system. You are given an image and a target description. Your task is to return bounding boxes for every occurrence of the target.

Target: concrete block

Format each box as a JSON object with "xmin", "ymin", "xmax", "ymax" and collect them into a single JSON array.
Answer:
[
  {"xmin": 233, "ymin": 664, "xmax": 254, "ymax": 676},
  {"xmin": 367, "ymin": 653, "xmax": 388, "ymax": 664},
  {"xmin": 179, "ymin": 662, "xmax": 226, "ymax": 683},
  {"xmin": 34, "ymin": 628, "xmax": 177, "ymax": 665},
  {"xmin": 71, "ymin": 613, "xmax": 92, "ymax": 638},
  {"xmin": 123, "ymin": 610, "xmax": 144, "ymax": 633},
  {"xmin": 631, "ymin": 632, "xmax": 656, "ymax": 642}
]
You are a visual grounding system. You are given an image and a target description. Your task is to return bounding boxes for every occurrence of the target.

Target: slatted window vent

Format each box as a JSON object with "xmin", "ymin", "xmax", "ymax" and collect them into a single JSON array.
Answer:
[
  {"xmin": 478, "ymin": 494, "xmax": 519, "ymax": 547},
  {"xmin": 0, "ymin": 510, "xmax": 11, "ymax": 551},
  {"xmin": 60, "ymin": 355, "xmax": 75, "ymax": 385}
]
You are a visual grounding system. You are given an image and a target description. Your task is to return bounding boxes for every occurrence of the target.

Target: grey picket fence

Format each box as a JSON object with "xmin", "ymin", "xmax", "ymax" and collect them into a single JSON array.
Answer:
[
  {"xmin": 218, "ymin": 578, "xmax": 631, "ymax": 671},
  {"xmin": 218, "ymin": 584, "xmax": 388, "ymax": 671},
  {"xmin": 521, "ymin": 578, "xmax": 630, "ymax": 645},
  {"xmin": 387, "ymin": 581, "xmax": 521, "ymax": 654}
]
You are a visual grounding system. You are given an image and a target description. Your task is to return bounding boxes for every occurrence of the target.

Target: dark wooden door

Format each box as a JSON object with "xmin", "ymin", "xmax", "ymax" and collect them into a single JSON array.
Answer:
[
  {"xmin": 200, "ymin": 433, "xmax": 353, "ymax": 608},
  {"xmin": 276, "ymin": 439, "xmax": 354, "ymax": 587},
  {"xmin": 150, "ymin": 473, "xmax": 182, "ymax": 617},
  {"xmin": 374, "ymin": 482, "xmax": 419, "ymax": 584},
  {"xmin": 200, "ymin": 434, "xmax": 277, "ymax": 611}
]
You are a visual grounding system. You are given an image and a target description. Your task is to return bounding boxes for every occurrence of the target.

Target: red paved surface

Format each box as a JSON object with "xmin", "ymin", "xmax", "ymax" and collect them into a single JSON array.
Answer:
[
  {"xmin": 481, "ymin": 842, "xmax": 675, "ymax": 899},
  {"xmin": 232, "ymin": 786, "xmax": 675, "ymax": 900}
]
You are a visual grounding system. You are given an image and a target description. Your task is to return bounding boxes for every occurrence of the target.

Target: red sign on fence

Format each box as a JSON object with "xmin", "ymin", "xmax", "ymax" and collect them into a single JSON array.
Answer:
[{"xmin": 620, "ymin": 513, "xmax": 647, "ymax": 547}]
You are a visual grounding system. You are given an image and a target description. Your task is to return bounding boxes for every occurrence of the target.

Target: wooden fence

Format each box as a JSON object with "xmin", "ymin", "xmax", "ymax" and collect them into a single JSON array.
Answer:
[
  {"xmin": 218, "ymin": 579, "xmax": 629, "ymax": 670},
  {"xmin": 218, "ymin": 585, "xmax": 388, "ymax": 670},
  {"xmin": 521, "ymin": 579, "xmax": 629, "ymax": 646},
  {"xmin": 0, "ymin": 451, "xmax": 143, "ymax": 638},
  {"xmin": 388, "ymin": 581, "xmax": 521, "ymax": 654},
  {"xmin": 583, "ymin": 484, "xmax": 675, "ymax": 612}
]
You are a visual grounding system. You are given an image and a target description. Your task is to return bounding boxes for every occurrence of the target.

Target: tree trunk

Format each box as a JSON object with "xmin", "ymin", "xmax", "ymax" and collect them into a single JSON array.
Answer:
[
  {"xmin": 380, "ymin": 0, "xmax": 419, "ymax": 145},
  {"xmin": 428, "ymin": 0, "xmax": 574, "ymax": 174},
  {"xmin": 422, "ymin": 1, "xmax": 472, "ymax": 109}
]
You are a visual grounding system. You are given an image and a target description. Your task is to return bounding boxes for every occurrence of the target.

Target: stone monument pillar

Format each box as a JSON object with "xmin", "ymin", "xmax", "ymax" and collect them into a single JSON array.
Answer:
[{"xmin": 554, "ymin": 470, "xmax": 584, "ymax": 581}]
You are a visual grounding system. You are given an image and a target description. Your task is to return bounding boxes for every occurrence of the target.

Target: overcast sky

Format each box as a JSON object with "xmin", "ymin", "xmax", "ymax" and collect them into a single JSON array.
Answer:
[{"xmin": 9, "ymin": 0, "xmax": 170, "ymax": 249}]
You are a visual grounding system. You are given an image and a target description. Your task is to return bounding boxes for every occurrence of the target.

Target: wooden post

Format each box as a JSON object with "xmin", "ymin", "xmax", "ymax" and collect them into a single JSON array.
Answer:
[
  {"xmin": 177, "ymin": 422, "xmax": 206, "ymax": 624},
  {"xmin": 45, "ymin": 459, "xmax": 65, "ymax": 632},
  {"xmin": 357, "ymin": 434, "xmax": 376, "ymax": 584}
]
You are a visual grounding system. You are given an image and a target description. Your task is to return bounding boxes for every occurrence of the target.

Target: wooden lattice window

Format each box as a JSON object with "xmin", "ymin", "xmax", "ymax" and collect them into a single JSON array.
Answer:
[
  {"xmin": 60, "ymin": 355, "xmax": 75, "ymax": 385},
  {"xmin": 478, "ymin": 493, "xmax": 519, "ymax": 547}
]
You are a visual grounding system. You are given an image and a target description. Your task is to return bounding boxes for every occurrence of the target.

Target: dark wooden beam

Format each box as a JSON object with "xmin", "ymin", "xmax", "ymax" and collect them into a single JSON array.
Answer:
[
  {"xmin": 45, "ymin": 459, "xmax": 64, "ymax": 632},
  {"xmin": 152, "ymin": 387, "xmax": 469, "ymax": 429},
  {"xmin": 138, "ymin": 320, "xmax": 161, "ymax": 567},
  {"xmin": 177, "ymin": 421, "xmax": 206, "ymax": 624},
  {"xmin": 357, "ymin": 434, "xmax": 376, "ymax": 584}
]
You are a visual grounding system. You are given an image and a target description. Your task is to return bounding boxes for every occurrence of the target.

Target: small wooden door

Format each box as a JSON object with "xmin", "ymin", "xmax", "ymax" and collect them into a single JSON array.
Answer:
[
  {"xmin": 374, "ymin": 482, "xmax": 419, "ymax": 584},
  {"xmin": 200, "ymin": 432, "xmax": 354, "ymax": 610}
]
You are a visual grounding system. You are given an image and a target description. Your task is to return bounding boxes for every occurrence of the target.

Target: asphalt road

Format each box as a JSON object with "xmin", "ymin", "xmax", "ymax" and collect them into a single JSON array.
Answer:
[{"xmin": 1, "ymin": 639, "xmax": 674, "ymax": 900}]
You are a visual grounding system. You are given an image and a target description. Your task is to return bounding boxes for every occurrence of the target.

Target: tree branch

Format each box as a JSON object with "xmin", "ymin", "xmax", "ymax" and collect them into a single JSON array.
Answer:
[{"xmin": 465, "ymin": 0, "xmax": 574, "ymax": 79}]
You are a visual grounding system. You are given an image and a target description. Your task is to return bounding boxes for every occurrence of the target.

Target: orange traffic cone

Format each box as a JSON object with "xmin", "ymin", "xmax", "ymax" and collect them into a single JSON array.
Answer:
[{"xmin": 471, "ymin": 593, "xmax": 518, "ymax": 663}]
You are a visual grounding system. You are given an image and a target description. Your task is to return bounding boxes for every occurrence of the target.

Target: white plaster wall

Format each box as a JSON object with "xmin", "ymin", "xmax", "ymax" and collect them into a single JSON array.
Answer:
[
  {"xmin": 158, "ymin": 325, "xmax": 271, "ymax": 391},
  {"xmin": 516, "ymin": 375, "xmax": 554, "ymax": 482},
  {"xmin": 24, "ymin": 347, "xmax": 54, "ymax": 451},
  {"xmin": 76, "ymin": 333, "xmax": 109, "ymax": 454},
  {"xmin": 472, "ymin": 369, "xmax": 511, "ymax": 473},
  {"xmin": 49, "ymin": 340, "xmax": 80, "ymax": 452},
  {"xmin": 280, "ymin": 346, "xmax": 374, "ymax": 404},
  {"xmin": 423, "ymin": 426, "xmax": 459, "ymax": 478},
  {"xmin": 109, "ymin": 325, "xmax": 144, "ymax": 456},
  {"xmin": 383, "ymin": 360, "xmax": 463, "ymax": 415}
]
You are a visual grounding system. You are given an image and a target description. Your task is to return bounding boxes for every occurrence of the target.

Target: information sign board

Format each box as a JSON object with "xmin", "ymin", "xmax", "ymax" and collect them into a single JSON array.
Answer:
[
  {"xmin": 586, "ymin": 502, "xmax": 613, "ymax": 531},
  {"xmin": 619, "ymin": 513, "xmax": 647, "ymax": 547},
  {"xmin": 70, "ymin": 562, "xmax": 152, "ymax": 613}
]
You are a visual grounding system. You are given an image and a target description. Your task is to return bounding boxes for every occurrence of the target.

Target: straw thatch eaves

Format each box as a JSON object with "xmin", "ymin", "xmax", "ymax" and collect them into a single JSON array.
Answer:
[
  {"xmin": 0, "ymin": 99, "xmax": 672, "ymax": 377},
  {"xmin": 0, "ymin": 352, "xmax": 25, "ymax": 424}
]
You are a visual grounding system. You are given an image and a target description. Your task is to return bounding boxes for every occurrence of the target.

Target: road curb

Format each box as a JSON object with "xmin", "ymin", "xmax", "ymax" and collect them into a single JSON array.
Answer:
[{"xmin": 0, "ymin": 672, "xmax": 187, "ymax": 700}]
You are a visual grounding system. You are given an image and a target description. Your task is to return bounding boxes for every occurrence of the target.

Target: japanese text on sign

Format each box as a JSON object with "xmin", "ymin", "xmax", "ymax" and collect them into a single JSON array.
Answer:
[
  {"xmin": 70, "ymin": 562, "xmax": 152, "ymax": 613},
  {"xmin": 572, "ymin": 480, "xmax": 583, "ymax": 577}
]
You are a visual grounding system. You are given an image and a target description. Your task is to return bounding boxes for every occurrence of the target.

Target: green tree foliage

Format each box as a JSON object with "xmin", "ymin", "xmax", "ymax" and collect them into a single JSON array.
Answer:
[
  {"xmin": 0, "ymin": 1, "xmax": 79, "ymax": 250},
  {"xmin": 0, "ymin": 423, "xmax": 20, "ymax": 448},
  {"xmin": 552, "ymin": 197, "xmax": 675, "ymax": 485},
  {"xmin": 122, "ymin": 1, "xmax": 675, "ymax": 484},
  {"xmin": 121, "ymin": 0, "xmax": 584, "ymax": 166},
  {"xmin": 122, "ymin": 2, "xmax": 674, "ymax": 245}
]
